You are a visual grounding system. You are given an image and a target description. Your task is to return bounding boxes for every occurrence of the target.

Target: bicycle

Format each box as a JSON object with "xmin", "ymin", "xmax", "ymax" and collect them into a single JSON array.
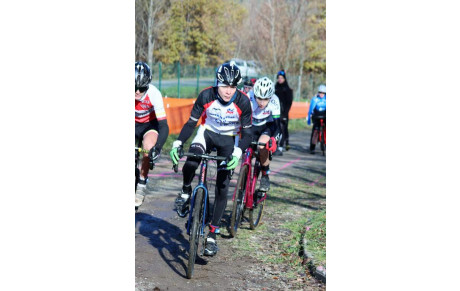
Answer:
[
  {"xmin": 312, "ymin": 114, "xmax": 326, "ymax": 156},
  {"xmin": 229, "ymin": 140, "xmax": 272, "ymax": 238},
  {"xmin": 172, "ymin": 149, "xmax": 228, "ymax": 279}
]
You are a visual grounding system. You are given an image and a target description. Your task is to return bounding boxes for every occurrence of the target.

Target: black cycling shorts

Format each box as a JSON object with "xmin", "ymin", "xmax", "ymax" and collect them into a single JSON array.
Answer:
[
  {"xmin": 251, "ymin": 124, "xmax": 272, "ymax": 141},
  {"xmin": 312, "ymin": 110, "xmax": 326, "ymax": 121},
  {"xmin": 135, "ymin": 121, "xmax": 159, "ymax": 144}
]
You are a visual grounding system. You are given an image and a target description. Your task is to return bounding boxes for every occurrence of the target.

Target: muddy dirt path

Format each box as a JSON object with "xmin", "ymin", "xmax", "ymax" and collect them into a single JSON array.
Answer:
[{"xmin": 136, "ymin": 129, "xmax": 326, "ymax": 290}]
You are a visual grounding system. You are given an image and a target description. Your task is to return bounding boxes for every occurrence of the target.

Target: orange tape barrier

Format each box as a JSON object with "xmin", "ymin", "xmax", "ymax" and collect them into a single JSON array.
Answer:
[
  {"xmin": 163, "ymin": 97, "xmax": 310, "ymax": 134},
  {"xmin": 163, "ymin": 97, "xmax": 197, "ymax": 135},
  {"xmin": 289, "ymin": 101, "xmax": 309, "ymax": 119}
]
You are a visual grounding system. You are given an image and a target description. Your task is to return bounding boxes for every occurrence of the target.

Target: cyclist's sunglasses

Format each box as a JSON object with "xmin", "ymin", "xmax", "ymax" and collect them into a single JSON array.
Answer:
[
  {"xmin": 277, "ymin": 70, "xmax": 285, "ymax": 76},
  {"xmin": 256, "ymin": 97, "xmax": 268, "ymax": 101},
  {"xmin": 135, "ymin": 86, "xmax": 148, "ymax": 93}
]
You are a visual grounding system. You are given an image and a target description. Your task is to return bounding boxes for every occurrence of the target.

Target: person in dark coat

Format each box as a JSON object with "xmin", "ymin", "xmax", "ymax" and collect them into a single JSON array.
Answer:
[{"xmin": 274, "ymin": 70, "xmax": 293, "ymax": 155}]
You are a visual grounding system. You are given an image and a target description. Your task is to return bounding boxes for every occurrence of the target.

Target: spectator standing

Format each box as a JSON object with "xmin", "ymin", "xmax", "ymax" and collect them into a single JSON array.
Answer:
[{"xmin": 274, "ymin": 70, "xmax": 293, "ymax": 155}]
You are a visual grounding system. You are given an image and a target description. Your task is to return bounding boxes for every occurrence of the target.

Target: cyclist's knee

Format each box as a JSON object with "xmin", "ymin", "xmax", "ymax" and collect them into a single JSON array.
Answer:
[
  {"xmin": 190, "ymin": 143, "xmax": 205, "ymax": 154},
  {"xmin": 142, "ymin": 140, "xmax": 154, "ymax": 151},
  {"xmin": 183, "ymin": 143, "xmax": 205, "ymax": 170},
  {"xmin": 142, "ymin": 131, "xmax": 158, "ymax": 150}
]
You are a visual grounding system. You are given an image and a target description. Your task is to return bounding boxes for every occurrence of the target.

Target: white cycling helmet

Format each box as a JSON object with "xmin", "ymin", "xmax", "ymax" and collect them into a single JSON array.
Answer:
[
  {"xmin": 318, "ymin": 84, "xmax": 326, "ymax": 93},
  {"xmin": 254, "ymin": 77, "xmax": 274, "ymax": 99}
]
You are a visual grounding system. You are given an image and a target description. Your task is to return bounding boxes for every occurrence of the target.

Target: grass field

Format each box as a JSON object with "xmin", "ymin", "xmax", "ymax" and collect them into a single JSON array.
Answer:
[
  {"xmin": 160, "ymin": 86, "xmax": 208, "ymax": 99},
  {"xmin": 289, "ymin": 118, "xmax": 310, "ymax": 132},
  {"xmin": 305, "ymin": 209, "xmax": 326, "ymax": 267},
  {"xmin": 224, "ymin": 160, "xmax": 326, "ymax": 277}
]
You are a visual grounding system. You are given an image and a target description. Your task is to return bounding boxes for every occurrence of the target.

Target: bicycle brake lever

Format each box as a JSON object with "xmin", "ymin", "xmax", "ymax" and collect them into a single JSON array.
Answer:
[{"xmin": 178, "ymin": 146, "xmax": 184, "ymax": 159}]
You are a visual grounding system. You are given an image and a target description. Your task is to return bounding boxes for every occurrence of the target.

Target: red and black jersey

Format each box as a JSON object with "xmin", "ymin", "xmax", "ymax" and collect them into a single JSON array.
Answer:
[{"xmin": 135, "ymin": 84, "xmax": 167, "ymax": 123}]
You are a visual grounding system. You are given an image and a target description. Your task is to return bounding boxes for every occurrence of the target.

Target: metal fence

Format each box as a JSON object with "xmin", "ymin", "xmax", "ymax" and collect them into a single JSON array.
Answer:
[
  {"xmin": 149, "ymin": 62, "xmax": 214, "ymax": 98},
  {"xmin": 150, "ymin": 61, "xmax": 325, "ymax": 101},
  {"xmin": 285, "ymin": 72, "xmax": 326, "ymax": 102}
]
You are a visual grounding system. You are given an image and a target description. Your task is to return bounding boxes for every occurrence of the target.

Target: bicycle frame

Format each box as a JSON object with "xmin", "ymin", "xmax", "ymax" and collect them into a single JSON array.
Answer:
[
  {"xmin": 232, "ymin": 144, "xmax": 268, "ymax": 210},
  {"xmin": 186, "ymin": 159, "xmax": 209, "ymax": 236}
]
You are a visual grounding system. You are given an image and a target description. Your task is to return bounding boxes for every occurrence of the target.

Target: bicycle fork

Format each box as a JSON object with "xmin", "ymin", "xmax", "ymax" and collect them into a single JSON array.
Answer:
[
  {"xmin": 186, "ymin": 160, "xmax": 209, "ymax": 237},
  {"xmin": 186, "ymin": 185, "xmax": 209, "ymax": 236}
]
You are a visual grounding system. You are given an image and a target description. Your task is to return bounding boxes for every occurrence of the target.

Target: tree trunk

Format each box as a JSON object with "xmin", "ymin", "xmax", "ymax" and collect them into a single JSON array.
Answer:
[
  {"xmin": 297, "ymin": 54, "xmax": 305, "ymax": 101},
  {"xmin": 147, "ymin": 0, "xmax": 155, "ymax": 67},
  {"xmin": 268, "ymin": 0, "xmax": 277, "ymax": 70}
]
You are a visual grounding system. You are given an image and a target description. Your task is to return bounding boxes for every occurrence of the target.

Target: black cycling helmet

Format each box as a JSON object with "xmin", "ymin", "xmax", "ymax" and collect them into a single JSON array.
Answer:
[
  {"xmin": 243, "ymin": 77, "xmax": 253, "ymax": 87},
  {"xmin": 216, "ymin": 62, "xmax": 242, "ymax": 87},
  {"xmin": 135, "ymin": 62, "xmax": 152, "ymax": 90}
]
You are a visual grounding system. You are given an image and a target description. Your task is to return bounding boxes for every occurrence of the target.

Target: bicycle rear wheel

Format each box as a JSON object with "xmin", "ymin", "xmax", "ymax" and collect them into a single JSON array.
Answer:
[
  {"xmin": 186, "ymin": 188, "xmax": 204, "ymax": 279},
  {"xmin": 229, "ymin": 165, "xmax": 249, "ymax": 238}
]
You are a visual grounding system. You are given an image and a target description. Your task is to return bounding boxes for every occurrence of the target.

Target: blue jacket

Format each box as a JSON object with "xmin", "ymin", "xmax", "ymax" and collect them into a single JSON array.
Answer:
[{"xmin": 307, "ymin": 94, "xmax": 326, "ymax": 125}]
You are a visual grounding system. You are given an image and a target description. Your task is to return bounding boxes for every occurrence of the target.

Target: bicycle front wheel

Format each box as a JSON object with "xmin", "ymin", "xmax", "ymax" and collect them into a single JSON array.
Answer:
[
  {"xmin": 249, "ymin": 190, "xmax": 265, "ymax": 229},
  {"xmin": 186, "ymin": 188, "xmax": 204, "ymax": 279},
  {"xmin": 229, "ymin": 165, "xmax": 249, "ymax": 238}
]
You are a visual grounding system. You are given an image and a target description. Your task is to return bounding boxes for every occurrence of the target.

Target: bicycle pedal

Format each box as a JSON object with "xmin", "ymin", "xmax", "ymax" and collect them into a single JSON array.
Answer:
[{"xmin": 256, "ymin": 191, "xmax": 266, "ymax": 200}]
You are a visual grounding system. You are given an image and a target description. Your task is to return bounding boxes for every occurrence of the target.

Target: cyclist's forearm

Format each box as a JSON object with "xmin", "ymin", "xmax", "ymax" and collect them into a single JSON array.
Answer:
[
  {"xmin": 271, "ymin": 118, "xmax": 282, "ymax": 141},
  {"xmin": 156, "ymin": 119, "xmax": 169, "ymax": 151},
  {"xmin": 238, "ymin": 127, "xmax": 253, "ymax": 153},
  {"xmin": 178, "ymin": 118, "xmax": 198, "ymax": 144}
]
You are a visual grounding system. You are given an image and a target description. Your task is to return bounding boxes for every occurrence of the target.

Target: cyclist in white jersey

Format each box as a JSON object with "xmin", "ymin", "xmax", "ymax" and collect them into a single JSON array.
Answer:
[
  {"xmin": 249, "ymin": 77, "xmax": 282, "ymax": 191},
  {"xmin": 170, "ymin": 62, "xmax": 252, "ymax": 256}
]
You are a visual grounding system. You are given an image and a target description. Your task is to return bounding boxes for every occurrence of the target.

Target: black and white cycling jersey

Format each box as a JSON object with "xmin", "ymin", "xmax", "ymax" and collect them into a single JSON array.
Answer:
[{"xmin": 178, "ymin": 86, "xmax": 253, "ymax": 153}]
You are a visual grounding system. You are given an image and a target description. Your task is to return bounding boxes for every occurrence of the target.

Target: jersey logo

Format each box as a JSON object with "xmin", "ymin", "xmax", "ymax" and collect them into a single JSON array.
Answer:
[{"xmin": 226, "ymin": 108, "xmax": 234, "ymax": 114}]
